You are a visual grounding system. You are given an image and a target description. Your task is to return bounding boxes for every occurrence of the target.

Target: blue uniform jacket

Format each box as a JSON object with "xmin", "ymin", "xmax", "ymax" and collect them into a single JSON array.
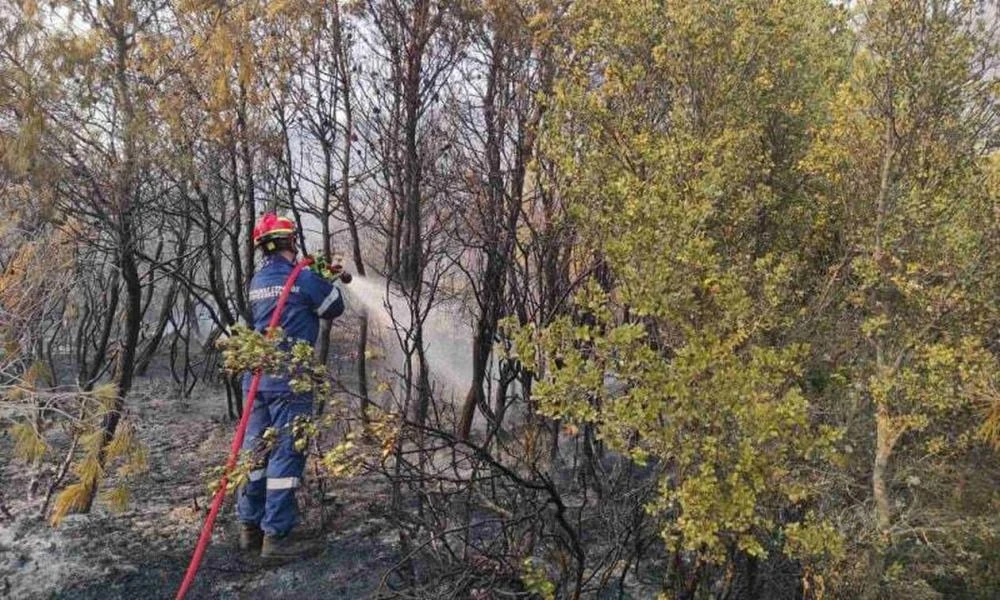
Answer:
[{"xmin": 242, "ymin": 255, "xmax": 345, "ymax": 392}]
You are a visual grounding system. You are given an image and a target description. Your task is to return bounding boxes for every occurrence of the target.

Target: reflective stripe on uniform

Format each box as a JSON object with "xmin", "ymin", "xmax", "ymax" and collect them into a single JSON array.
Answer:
[
  {"xmin": 248, "ymin": 469, "xmax": 265, "ymax": 482},
  {"xmin": 315, "ymin": 284, "xmax": 342, "ymax": 316},
  {"xmin": 249, "ymin": 285, "xmax": 300, "ymax": 302},
  {"xmin": 266, "ymin": 477, "xmax": 301, "ymax": 490}
]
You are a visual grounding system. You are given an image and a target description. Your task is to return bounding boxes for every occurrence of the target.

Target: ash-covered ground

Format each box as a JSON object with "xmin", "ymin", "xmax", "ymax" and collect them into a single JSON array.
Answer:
[{"xmin": 1, "ymin": 322, "xmax": 403, "ymax": 599}]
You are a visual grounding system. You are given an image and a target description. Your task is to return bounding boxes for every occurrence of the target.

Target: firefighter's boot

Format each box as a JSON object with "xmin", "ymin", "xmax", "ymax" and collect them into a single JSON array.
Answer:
[
  {"xmin": 260, "ymin": 533, "xmax": 324, "ymax": 563},
  {"xmin": 238, "ymin": 523, "xmax": 264, "ymax": 553}
]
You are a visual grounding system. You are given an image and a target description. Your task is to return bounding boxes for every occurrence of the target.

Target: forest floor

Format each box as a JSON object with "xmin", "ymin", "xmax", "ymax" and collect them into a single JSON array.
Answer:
[{"xmin": 1, "ymin": 322, "xmax": 405, "ymax": 599}]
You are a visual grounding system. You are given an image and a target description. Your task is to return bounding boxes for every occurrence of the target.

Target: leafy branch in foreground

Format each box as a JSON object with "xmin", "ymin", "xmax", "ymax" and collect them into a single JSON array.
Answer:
[{"xmin": 208, "ymin": 325, "xmax": 395, "ymax": 494}]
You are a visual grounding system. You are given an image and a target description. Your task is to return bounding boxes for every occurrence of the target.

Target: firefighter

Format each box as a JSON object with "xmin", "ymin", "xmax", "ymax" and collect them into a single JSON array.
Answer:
[{"xmin": 236, "ymin": 213, "xmax": 345, "ymax": 561}]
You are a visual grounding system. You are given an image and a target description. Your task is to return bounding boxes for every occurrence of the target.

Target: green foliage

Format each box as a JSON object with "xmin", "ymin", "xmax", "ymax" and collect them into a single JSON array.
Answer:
[
  {"xmin": 321, "ymin": 438, "xmax": 360, "ymax": 478},
  {"xmin": 522, "ymin": 0, "xmax": 853, "ymax": 569},
  {"xmin": 514, "ymin": 298, "xmax": 842, "ymax": 563},
  {"xmin": 783, "ymin": 517, "xmax": 844, "ymax": 562},
  {"xmin": 519, "ymin": 0, "xmax": 999, "ymax": 594},
  {"xmin": 217, "ymin": 324, "xmax": 330, "ymax": 397},
  {"xmin": 520, "ymin": 557, "xmax": 556, "ymax": 600},
  {"xmin": 211, "ymin": 325, "xmax": 384, "ymax": 490},
  {"xmin": 799, "ymin": 2, "xmax": 1000, "ymax": 591},
  {"xmin": 309, "ymin": 256, "xmax": 343, "ymax": 283}
]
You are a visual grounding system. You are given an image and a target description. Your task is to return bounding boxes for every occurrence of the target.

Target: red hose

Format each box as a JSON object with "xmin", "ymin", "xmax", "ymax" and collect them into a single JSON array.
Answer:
[{"xmin": 175, "ymin": 257, "xmax": 313, "ymax": 600}]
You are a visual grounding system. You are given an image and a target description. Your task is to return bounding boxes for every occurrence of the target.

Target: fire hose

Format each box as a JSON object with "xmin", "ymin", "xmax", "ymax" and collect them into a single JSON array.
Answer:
[{"xmin": 175, "ymin": 256, "xmax": 345, "ymax": 600}]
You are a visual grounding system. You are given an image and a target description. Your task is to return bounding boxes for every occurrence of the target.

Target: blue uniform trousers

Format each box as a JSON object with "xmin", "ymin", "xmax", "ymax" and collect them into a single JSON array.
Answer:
[{"xmin": 236, "ymin": 391, "xmax": 312, "ymax": 536}]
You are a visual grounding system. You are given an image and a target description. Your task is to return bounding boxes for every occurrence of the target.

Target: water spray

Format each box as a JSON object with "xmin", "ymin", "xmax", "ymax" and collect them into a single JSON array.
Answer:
[{"xmin": 341, "ymin": 270, "xmax": 475, "ymax": 399}]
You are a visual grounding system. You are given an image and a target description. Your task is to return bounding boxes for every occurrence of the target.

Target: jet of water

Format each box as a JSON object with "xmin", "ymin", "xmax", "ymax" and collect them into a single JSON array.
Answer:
[{"xmin": 344, "ymin": 274, "xmax": 473, "ymax": 398}]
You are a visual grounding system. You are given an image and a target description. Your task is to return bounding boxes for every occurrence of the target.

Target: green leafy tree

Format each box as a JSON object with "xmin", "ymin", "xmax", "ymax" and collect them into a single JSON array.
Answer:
[
  {"xmin": 514, "ymin": 0, "xmax": 853, "ymax": 594},
  {"xmin": 803, "ymin": 1, "xmax": 999, "ymax": 596},
  {"xmin": 516, "ymin": 0, "xmax": 999, "ymax": 596}
]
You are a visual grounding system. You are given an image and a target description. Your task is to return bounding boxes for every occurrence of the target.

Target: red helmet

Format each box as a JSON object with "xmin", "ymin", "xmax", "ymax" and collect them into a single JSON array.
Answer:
[{"xmin": 252, "ymin": 213, "xmax": 296, "ymax": 249}]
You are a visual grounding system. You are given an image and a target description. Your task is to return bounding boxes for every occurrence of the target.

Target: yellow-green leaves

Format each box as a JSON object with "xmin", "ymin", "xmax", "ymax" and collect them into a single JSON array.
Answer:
[
  {"xmin": 217, "ymin": 325, "xmax": 330, "ymax": 396},
  {"xmin": 322, "ymin": 438, "xmax": 362, "ymax": 478},
  {"xmin": 101, "ymin": 486, "xmax": 131, "ymax": 514},
  {"xmin": 10, "ymin": 421, "xmax": 47, "ymax": 463},
  {"xmin": 784, "ymin": 518, "xmax": 844, "ymax": 561},
  {"xmin": 517, "ymin": 293, "xmax": 841, "ymax": 561},
  {"xmin": 521, "ymin": 557, "xmax": 556, "ymax": 600},
  {"xmin": 49, "ymin": 403, "xmax": 147, "ymax": 526},
  {"xmin": 525, "ymin": 0, "xmax": 856, "ymax": 572}
]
